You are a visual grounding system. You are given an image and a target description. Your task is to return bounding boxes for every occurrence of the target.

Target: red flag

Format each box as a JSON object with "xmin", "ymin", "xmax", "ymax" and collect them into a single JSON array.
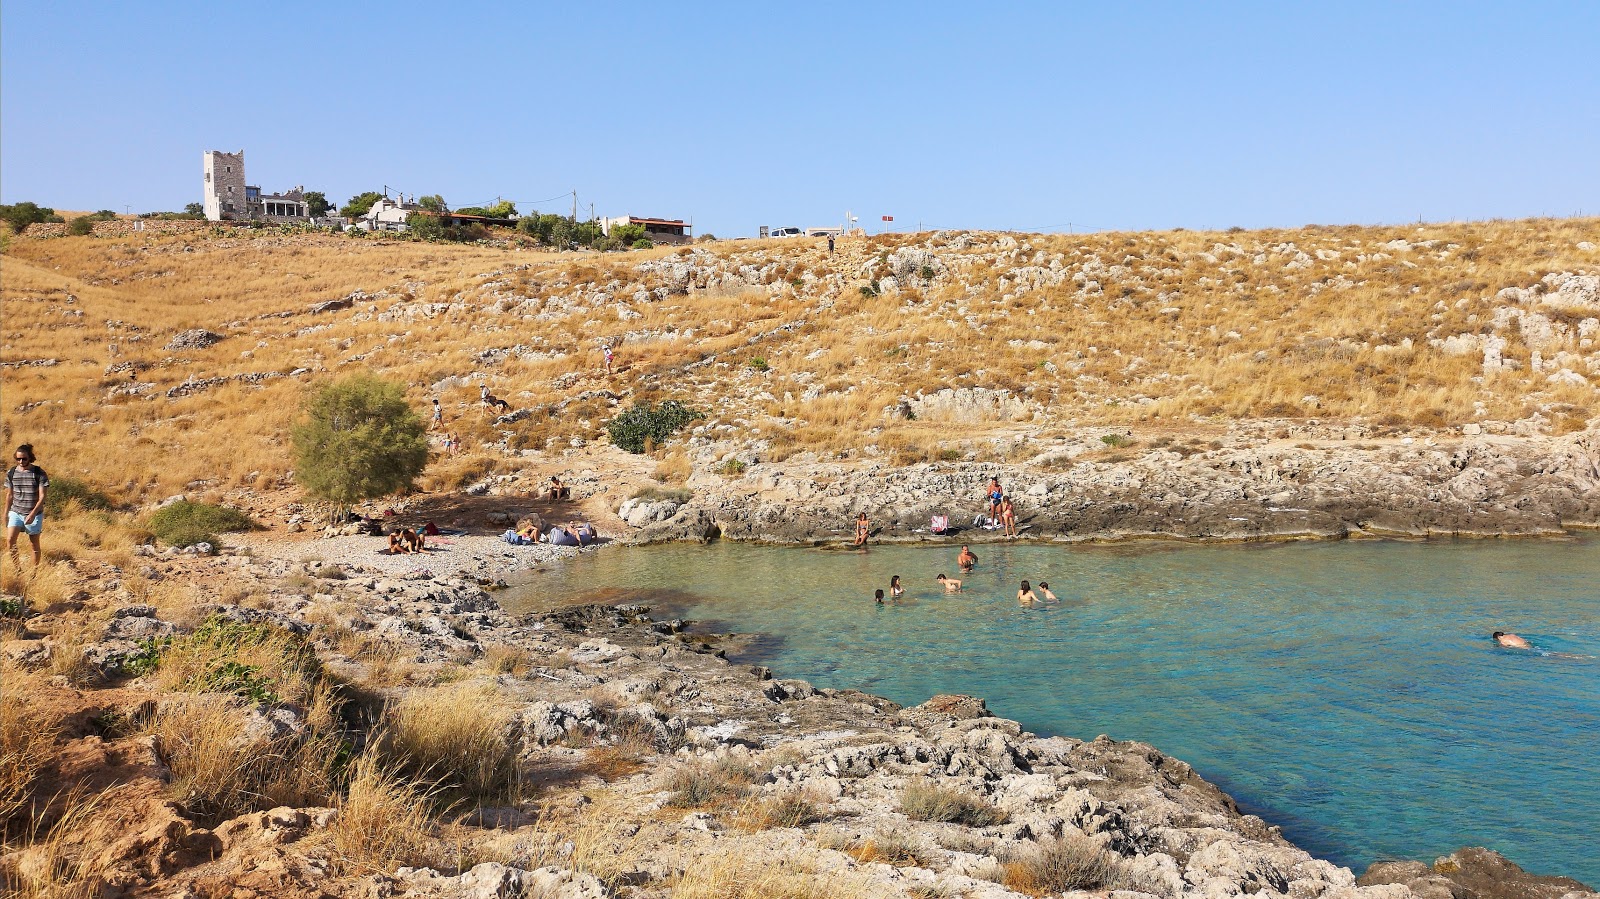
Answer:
[{"xmin": 881, "ymin": 215, "xmax": 894, "ymax": 222}]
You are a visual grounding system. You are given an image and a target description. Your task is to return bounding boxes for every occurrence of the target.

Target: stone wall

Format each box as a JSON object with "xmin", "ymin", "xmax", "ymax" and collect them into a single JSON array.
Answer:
[{"xmin": 18, "ymin": 219, "xmax": 242, "ymax": 238}]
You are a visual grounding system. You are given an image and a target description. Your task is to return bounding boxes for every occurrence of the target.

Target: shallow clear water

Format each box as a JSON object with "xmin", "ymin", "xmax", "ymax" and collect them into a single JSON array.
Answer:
[{"xmin": 504, "ymin": 537, "xmax": 1600, "ymax": 881}]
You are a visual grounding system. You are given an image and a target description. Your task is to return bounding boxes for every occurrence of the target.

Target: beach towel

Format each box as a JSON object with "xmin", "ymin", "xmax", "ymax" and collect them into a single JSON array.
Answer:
[{"xmin": 931, "ymin": 515, "xmax": 949, "ymax": 534}]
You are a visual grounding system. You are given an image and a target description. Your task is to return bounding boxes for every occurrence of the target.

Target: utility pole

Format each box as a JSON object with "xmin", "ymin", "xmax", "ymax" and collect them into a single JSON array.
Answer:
[
  {"xmin": 571, "ymin": 190, "xmax": 578, "ymax": 222},
  {"xmin": 589, "ymin": 202, "xmax": 595, "ymax": 223}
]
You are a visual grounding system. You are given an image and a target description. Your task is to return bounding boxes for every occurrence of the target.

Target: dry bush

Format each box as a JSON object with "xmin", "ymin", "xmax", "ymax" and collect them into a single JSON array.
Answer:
[
  {"xmin": 668, "ymin": 853, "xmax": 836, "ymax": 899},
  {"xmin": 1001, "ymin": 832, "xmax": 1140, "ymax": 895},
  {"xmin": 146, "ymin": 615, "xmax": 322, "ymax": 706},
  {"xmin": 379, "ymin": 683, "xmax": 520, "ymax": 806},
  {"xmin": 734, "ymin": 789, "xmax": 827, "ymax": 831},
  {"xmin": 844, "ymin": 828, "xmax": 928, "ymax": 867},
  {"xmin": 661, "ymin": 757, "xmax": 760, "ymax": 808},
  {"xmin": 482, "ymin": 643, "xmax": 530, "ymax": 676},
  {"xmin": 651, "ymin": 451, "xmax": 693, "ymax": 484},
  {"xmin": 0, "ymin": 670, "xmax": 63, "ymax": 828},
  {"xmin": 142, "ymin": 684, "xmax": 343, "ymax": 823},
  {"xmin": 0, "ymin": 786, "xmax": 121, "ymax": 899},
  {"xmin": 899, "ymin": 779, "xmax": 1007, "ymax": 827},
  {"xmin": 325, "ymin": 752, "xmax": 439, "ymax": 876}
]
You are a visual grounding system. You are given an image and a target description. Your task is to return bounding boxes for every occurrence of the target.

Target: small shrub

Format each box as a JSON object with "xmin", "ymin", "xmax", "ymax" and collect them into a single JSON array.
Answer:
[
  {"xmin": 662, "ymin": 758, "xmax": 757, "ymax": 808},
  {"xmin": 631, "ymin": 238, "xmax": 654, "ymax": 250},
  {"xmin": 43, "ymin": 476, "xmax": 114, "ymax": 516},
  {"xmin": 67, "ymin": 216, "xmax": 96, "ymax": 236},
  {"xmin": 1099, "ymin": 433, "xmax": 1130, "ymax": 448},
  {"xmin": 1001, "ymin": 833, "xmax": 1133, "ymax": 894},
  {"xmin": 147, "ymin": 501, "xmax": 257, "ymax": 549},
  {"xmin": 606, "ymin": 400, "xmax": 703, "ymax": 454},
  {"xmin": 380, "ymin": 684, "xmax": 520, "ymax": 806},
  {"xmin": 938, "ymin": 448, "xmax": 962, "ymax": 462},
  {"xmin": 313, "ymin": 564, "xmax": 347, "ymax": 580},
  {"xmin": 748, "ymin": 357, "xmax": 769, "ymax": 371},
  {"xmin": 739, "ymin": 790, "xmax": 825, "ymax": 830},
  {"xmin": 899, "ymin": 779, "xmax": 1008, "ymax": 827},
  {"xmin": 718, "ymin": 459, "xmax": 747, "ymax": 476},
  {"xmin": 328, "ymin": 753, "xmax": 440, "ymax": 875},
  {"xmin": 859, "ymin": 281, "xmax": 880, "ymax": 298},
  {"xmin": 846, "ymin": 829, "xmax": 926, "ymax": 867},
  {"xmin": 630, "ymin": 485, "xmax": 691, "ymax": 504}
]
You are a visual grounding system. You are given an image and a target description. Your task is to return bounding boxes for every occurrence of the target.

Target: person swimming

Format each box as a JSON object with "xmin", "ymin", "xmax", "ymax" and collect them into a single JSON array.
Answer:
[
  {"xmin": 890, "ymin": 575, "xmax": 904, "ymax": 599},
  {"xmin": 957, "ymin": 545, "xmax": 978, "ymax": 572},
  {"xmin": 1492, "ymin": 631, "xmax": 1532, "ymax": 649},
  {"xmin": 1018, "ymin": 579, "xmax": 1039, "ymax": 606},
  {"xmin": 936, "ymin": 574, "xmax": 962, "ymax": 593},
  {"xmin": 1037, "ymin": 582, "xmax": 1058, "ymax": 602},
  {"xmin": 874, "ymin": 588, "xmax": 885, "ymax": 604}
]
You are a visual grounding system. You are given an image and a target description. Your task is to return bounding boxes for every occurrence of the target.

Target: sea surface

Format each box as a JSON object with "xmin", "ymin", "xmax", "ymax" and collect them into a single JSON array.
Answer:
[{"xmin": 502, "ymin": 536, "xmax": 1600, "ymax": 883}]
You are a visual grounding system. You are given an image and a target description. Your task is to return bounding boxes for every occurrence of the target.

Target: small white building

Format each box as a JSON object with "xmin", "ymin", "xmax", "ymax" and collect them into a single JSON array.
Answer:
[{"xmin": 358, "ymin": 197, "xmax": 419, "ymax": 232}]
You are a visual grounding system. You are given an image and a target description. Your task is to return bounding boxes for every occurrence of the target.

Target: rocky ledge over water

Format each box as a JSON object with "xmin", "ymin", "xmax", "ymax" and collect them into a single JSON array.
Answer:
[
  {"xmin": 626, "ymin": 428, "xmax": 1600, "ymax": 546},
  {"xmin": 5, "ymin": 545, "xmax": 1592, "ymax": 898}
]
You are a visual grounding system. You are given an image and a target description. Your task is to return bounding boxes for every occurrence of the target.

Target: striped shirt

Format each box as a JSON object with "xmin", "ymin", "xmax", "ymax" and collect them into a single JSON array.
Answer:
[{"xmin": 6, "ymin": 465, "xmax": 49, "ymax": 516}]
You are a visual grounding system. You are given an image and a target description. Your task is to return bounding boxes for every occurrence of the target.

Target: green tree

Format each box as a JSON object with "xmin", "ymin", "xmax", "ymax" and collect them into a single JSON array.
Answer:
[
  {"xmin": 291, "ymin": 375, "xmax": 429, "ymax": 521},
  {"xmin": 304, "ymin": 191, "xmax": 331, "ymax": 217},
  {"xmin": 184, "ymin": 202, "xmax": 205, "ymax": 217},
  {"xmin": 0, "ymin": 202, "xmax": 64, "ymax": 231},
  {"xmin": 418, "ymin": 194, "xmax": 446, "ymax": 212},
  {"xmin": 406, "ymin": 212, "xmax": 445, "ymax": 240},
  {"xmin": 67, "ymin": 216, "xmax": 95, "ymax": 236},
  {"xmin": 454, "ymin": 200, "xmax": 517, "ymax": 219},
  {"xmin": 339, "ymin": 191, "xmax": 385, "ymax": 218},
  {"xmin": 610, "ymin": 223, "xmax": 647, "ymax": 246}
]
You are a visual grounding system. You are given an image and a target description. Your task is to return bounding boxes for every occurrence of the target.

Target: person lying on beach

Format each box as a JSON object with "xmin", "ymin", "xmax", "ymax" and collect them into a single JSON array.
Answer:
[
  {"xmin": 1037, "ymin": 582, "xmax": 1058, "ymax": 602},
  {"xmin": 1018, "ymin": 580, "xmax": 1039, "ymax": 606},
  {"xmin": 936, "ymin": 574, "xmax": 962, "ymax": 593},
  {"xmin": 957, "ymin": 545, "xmax": 978, "ymax": 572},
  {"xmin": 1493, "ymin": 631, "xmax": 1531, "ymax": 649}
]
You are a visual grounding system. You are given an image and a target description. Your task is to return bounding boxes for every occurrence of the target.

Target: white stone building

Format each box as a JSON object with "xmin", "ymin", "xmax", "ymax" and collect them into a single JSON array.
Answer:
[{"xmin": 201, "ymin": 149, "xmax": 315, "ymax": 223}]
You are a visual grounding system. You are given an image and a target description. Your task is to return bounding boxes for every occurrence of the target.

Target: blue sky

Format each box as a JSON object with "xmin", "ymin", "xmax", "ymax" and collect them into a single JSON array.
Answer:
[{"xmin": 3, "ymin": 2, "xmax": 1597, "ymax": 237}]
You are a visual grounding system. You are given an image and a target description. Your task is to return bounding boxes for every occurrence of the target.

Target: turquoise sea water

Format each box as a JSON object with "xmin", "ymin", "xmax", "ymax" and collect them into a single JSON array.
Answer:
[{"xmin": 504, "ymin": 537, "xmax": 1600, "ymax": 882}]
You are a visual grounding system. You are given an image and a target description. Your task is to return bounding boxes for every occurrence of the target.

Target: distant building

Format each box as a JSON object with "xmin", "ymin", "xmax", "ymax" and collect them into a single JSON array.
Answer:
[
  {"xmin": 201, "ymin": 150, "xmax": 316, "ymax": 223},
  {"xmin": 600, "ymin": 215, "xmax": 692, "ymax": 245},
  {"xmin": 358, "ymin": 196, "xmax": 419, "ymax": 232}
]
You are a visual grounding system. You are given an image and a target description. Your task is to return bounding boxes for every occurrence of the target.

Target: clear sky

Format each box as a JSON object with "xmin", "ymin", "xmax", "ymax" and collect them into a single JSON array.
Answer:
[{"xmin": 3, "ymin": 2, "xmax": 1597, "ymax": 237}]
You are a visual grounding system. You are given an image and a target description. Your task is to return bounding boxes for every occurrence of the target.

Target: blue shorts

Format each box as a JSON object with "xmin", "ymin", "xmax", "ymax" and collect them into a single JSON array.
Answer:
[{"xmin": 7, "ymin": 510, "xmax": 43, "ymax": 536}]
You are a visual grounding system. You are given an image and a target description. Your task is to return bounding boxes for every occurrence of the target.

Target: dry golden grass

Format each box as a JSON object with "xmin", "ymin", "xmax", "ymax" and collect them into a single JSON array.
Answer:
[
  {"xmin": 325, "ymin": 753, "xmax": 440, "ymax": 876},
  {"xmin": 0, "ymin": 668, "xmax": 63, "ymax": 828},
  {"xmin": 0, "ymin": 786, "xmax": 121, "ymax": 899},
  {"xmin": 1000, "ymin": 832, "xmax": 1145, "ymax": 896},
  {"xmin": 667, "ymin": 852, "xmax": 837, "ymax": 899},
  {"xmin": 3, "ymin": 218, "xmax": 1596, "ymax": 505},
  {"xmin": 141, "ymin": 685, "xmax": 343, "ymax": 823},
  {"xmin": 378, "ymin": 683, "xmax": 521, "ymax": 806}
]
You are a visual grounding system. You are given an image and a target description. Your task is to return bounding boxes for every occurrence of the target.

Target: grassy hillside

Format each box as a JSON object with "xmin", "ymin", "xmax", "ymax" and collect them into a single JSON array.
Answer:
[{"xmin": 2, "ymin": 218, "xmax": 1596, "ymax": 506}]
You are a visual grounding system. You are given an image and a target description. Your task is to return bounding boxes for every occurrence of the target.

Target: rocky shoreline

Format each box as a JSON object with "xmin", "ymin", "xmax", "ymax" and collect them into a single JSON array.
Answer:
[
  {"xmin": 6, "ymin": 534, "xmax": 1594, "ymax": 898},
  {"xmin": 622, "ymin": 428, "xmax": 1600, "ymax": 547}
]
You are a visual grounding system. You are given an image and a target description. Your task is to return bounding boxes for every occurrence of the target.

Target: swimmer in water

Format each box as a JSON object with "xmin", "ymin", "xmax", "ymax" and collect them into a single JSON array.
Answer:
[
  {"xmin": 936, "ymin": 573, "xmax": 962, "ymax": 593},
  {"xmin": 1018, "ymin": 580, "xmax": 1039, "ymax": 606},
  {"xmin": 874, "ymin": 588, "xmax": 885, "ymax": 604},
  {"xmin": 957, "ymin": 545, "xmax": 978, "ymax": 573},
  {"xmin": 1492, "ymin": 631, "xmax": 1531, "ymax": 649},
  {"xmin": 1037, "ymin": 582, "xmax": 1058, "ymax": 602},
  {"xmin": 890, "ymin": 575, "xmax": 904, "ymax": 599}
]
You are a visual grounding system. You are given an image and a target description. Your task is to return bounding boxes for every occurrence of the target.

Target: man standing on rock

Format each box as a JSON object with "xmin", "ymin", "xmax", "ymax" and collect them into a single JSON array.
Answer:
[{"xmin": 5, "ymin": 444, "xmax": 49, "ymax": 574}]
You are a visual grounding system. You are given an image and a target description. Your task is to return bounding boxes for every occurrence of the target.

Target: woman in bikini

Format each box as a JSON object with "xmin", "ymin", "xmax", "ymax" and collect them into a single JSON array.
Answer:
[
  {"xmin": 1001, "ymin": 498, "xmax": 1018, "ymax": 538},
  {"xmin": 854, "ymin": 512, "xmax": 870, "ymax": 547},
  {"xmin": 890, "ymin": 575, "xmax": 904, "ymax": 599}
]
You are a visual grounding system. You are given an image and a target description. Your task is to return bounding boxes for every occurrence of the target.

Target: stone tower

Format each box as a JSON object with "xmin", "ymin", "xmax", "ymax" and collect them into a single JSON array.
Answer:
[{"xmin": 202, "ymin": 150, "xmax": 246, "ymax": 221}]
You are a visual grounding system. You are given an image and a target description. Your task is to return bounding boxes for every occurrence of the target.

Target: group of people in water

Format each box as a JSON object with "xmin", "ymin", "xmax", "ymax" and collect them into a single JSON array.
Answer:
[{"xmin": 875, "ymin": 544, "xmax": 1060, "ymax": 607}]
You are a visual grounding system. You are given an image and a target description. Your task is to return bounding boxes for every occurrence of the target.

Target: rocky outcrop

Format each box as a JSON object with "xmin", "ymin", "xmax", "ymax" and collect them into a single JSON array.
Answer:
[
  {"xmin": 628, "ymin": 428, "xmax": 1600, "ymax": 544},
  {"xmin": 1361, "ymin": 848, "xmax": 1593, "ymax": 899}
]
